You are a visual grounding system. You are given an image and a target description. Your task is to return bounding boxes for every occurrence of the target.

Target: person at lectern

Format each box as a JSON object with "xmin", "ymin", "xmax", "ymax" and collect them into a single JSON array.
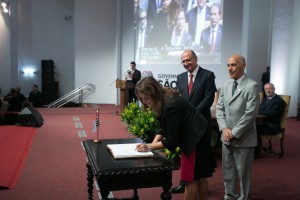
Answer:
[
  {"xmin": 135, "ymin": 77, "xmax": 215, "ymax": 200},
  {"xmin": 127, "ymin": 61, "xmax": 141, "ymax": 103}
]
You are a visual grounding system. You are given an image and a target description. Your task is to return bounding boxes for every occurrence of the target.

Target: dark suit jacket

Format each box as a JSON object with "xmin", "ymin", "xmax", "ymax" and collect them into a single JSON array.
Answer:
[
  {"xmin": 176, "ymin": 66, "xmax": 216, "ymax": 128},
  {"xmin": 261, "ymin": 72, "xmax": 270, "ymax": 88},
  {"xmin": 159, "ymin": 95, "xmax": 208, "ymax": 156},
  {"xmin": 200, "ymin": 25, "xmax": 222, "ymax": 54},
  {"xmin": 186, "ymin": 5, "xmax": 211, "ymax": 41},
  {"xmin": 127, "ymin": 69, "xmax": 141, "ymax": 102},
  {"xmin": 128, "ymin": 69, "xmax": 141, "ymax": 84},
  {"xmin": 258, "ymin": 94, "xmax": 285, "ymax": 134},
  {"xmin": 28, "ymin": 91, "xmax": 43, "ymax": 107},
  {"xmin": 133, "ymin": 69, "xmax": 141, "ymax": 84}
]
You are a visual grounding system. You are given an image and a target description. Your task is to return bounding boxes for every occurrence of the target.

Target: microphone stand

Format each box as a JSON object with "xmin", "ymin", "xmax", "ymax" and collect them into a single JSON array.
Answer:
[
  {"xmin": 109, "ymin": 70, "xmax": 130, "ymax": 115},
  {"xmin": 109, "ymin": 70, "xmax": 130, "ymax": 86}
]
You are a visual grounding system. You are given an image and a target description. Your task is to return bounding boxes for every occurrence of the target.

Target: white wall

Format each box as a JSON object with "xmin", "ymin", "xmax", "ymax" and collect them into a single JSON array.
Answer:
[
  {"xmin": 8, "ymin": 0, "xmax": 74, "ymax": 97},
  {"xmin": 243, "ymin": 0, "xmax": 272, "ymax": 92},
  {"xmin": 74, "ymin": 0, "xmax": 118, "ymax": 104},
  {"xmin": 270, "ymin": 0, "xmax": 300, "ymax": 116},
  {"xmin": 0, "ymin": 3, "xmax": 11, "ymax": 96}
]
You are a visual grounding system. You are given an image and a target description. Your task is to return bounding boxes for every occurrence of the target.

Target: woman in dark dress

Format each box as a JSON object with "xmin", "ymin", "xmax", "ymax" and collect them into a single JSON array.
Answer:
[{"xmin": 135, "ymin": 77, "xmax": 215, "ymax": 200}]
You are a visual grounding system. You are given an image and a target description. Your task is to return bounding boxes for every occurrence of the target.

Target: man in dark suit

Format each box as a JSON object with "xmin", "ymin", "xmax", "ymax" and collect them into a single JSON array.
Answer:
[
  {"xmin": 127, "ymin": 61, "xmax": 141, "ymax": 103},
  {"xmin": 186, "ymin": 0, "xmax": 211, "ymax": 45},
  {"xmin": 170, "ymin": 8, "xmax": 193, "ymax": 46},
  {"xmin": 216, "ymin": 54, "xmax": 260, "ymax": 200},
  {"xmin": 28, "ymin": 84, "xmax": 43, "ymax": 107},
  {"xmin": 200, "ymin": 3, "xmax": 222, "ymax": 54},
  {"xmin": 172, "ymin": 49, "xmax": 216, "ymax": 198},
  {"xmin": 261, "ymin": 66, "xmax": 270, "ymax": 94},
  {"xmin": 256, "ymin": 83, "xmax": 285, "ymax": 155}
]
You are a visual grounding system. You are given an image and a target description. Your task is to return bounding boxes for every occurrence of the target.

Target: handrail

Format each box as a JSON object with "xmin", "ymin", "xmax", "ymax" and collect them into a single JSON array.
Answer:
[{"xmin": 47, "ymin": 83, "xmax": 95, "ymax": 108}]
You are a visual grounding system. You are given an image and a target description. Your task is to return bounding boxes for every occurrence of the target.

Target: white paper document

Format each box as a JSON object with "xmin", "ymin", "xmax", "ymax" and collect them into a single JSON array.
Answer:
[{"xmin": 107, "ymin": 143, "xmax": 154, "ymax": 159}]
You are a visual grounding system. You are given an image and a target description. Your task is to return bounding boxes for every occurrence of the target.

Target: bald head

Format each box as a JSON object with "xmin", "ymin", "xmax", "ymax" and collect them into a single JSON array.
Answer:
[
  {"xmin": 227, "ymin": 54, "xmax": 246, "ymax": 80},
  {"xmin": 181, "ymin": 50, "xmax": 198, "ymax": 73}
]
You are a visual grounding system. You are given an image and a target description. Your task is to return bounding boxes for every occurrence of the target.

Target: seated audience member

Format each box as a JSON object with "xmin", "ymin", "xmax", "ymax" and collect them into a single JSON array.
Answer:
[
  {"xmin": 28, "ymin": 84, "xmax": 43, "ymax": 107},
  {"xmin": 256, "ymin": 83, "xmax": 285, "ymax": 156},
  {"xmin": 1, "ymin": 88, "xmax": 23, "ymax": 125},
  {"xmin": 16, "ymin": 86, "xmax": 27, "ymax": 110}
]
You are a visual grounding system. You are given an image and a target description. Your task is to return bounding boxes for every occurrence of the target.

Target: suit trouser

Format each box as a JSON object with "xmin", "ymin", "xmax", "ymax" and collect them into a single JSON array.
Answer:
[{"xmin": 222, "ymin": 144, "xmax": 255, "ymax": 200}]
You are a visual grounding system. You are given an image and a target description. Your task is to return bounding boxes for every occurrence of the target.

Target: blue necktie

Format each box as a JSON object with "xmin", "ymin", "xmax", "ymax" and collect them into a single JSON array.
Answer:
[{"xmin": 232, "ymin": 81, "xmax": 238, "ymax": 96}]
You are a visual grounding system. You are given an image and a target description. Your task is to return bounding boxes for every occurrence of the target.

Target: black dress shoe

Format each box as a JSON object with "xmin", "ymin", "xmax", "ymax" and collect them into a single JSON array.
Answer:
[{"xmin": 170, "ymin": 185, "xmax": 185, "ymax": 193}]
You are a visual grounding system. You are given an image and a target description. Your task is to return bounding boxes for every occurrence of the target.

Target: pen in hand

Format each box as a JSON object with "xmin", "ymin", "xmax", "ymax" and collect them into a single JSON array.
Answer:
[{"xmin": 135, "ymin": 142, "xmax": 151, "ymax": 152}]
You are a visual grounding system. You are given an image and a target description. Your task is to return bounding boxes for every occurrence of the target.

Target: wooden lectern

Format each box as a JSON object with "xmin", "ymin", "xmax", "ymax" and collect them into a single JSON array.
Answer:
[{"xmin": 116, "ymin": 80, "xmax": 134, "ymax": 113}]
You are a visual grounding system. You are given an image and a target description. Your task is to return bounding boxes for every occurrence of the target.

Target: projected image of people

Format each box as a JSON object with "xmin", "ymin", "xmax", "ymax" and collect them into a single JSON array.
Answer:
[
  {"xmin": 170, "ymin": 8, "xmax": 193, "ymax": 47},
  {"xmin": 199, "ymin": 3, "xmax": 222, "ymax": 55},
  {"xmin": 135, "ymin": 0, "xmax": 223, "ymax": 65},
  {"xmin": 136, "ymin": 9, "xmax": 153, "ymax": 62}
]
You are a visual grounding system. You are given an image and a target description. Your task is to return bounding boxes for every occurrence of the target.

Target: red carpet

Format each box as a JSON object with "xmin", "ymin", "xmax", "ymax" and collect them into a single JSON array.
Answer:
[
  {"xmin": 0, "ymin": 126, "xmax": 37, "ymax": 189},
  {"xmin": 0, "ymin": 106, "xmax": 300, "ymax": 199}
]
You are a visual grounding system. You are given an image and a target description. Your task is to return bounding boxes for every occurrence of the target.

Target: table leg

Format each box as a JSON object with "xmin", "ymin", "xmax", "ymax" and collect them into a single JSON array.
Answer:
[
  {"xmin": 86, "ymin": 163, "xmax": 94, "ymax": 200},
  {"xmin": 132, "ymin": 189, "xmax": 139, "ymax": 200},
  {"xmin": 160, "ymin": 186, "xmax": 172, "ymax": 200},
  {"xmin": 100, "ymin": 190, "xmax": 110, "ymax": 200}
]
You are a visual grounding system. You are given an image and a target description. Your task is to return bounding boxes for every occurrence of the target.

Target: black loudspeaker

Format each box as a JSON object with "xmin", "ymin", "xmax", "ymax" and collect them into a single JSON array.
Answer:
[{"xmin": 18, "ymin": 107, "xmax": 44, "ymax": 127}]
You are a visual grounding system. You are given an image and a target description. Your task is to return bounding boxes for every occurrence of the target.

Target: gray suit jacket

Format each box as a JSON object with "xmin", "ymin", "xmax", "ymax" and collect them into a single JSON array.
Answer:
[{"xmin": 216, "ymin": 74, "xmax": 260, "ymax": 147}]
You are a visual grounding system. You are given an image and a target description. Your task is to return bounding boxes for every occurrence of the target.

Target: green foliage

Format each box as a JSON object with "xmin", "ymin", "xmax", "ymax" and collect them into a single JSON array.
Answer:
[
  {"xmin": 120, "ymin": 102, "xmax": 140, "ymax": 125},
  {"xmin": 128, "ymin": 109, "xmax": 158, "ymax": 141},
  {"xmin": 162, "ymin": 147, "xmax": 181, "ymax": 160},
  {"xmin": 121, "ymin": 101, "xmax": 181, "ymax": 159}
]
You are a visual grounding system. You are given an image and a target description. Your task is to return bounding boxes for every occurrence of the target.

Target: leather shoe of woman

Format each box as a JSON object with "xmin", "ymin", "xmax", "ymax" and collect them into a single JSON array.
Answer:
[{"xmin": 170, "ymin": 185, "xmax": 185, "ymax": 193}]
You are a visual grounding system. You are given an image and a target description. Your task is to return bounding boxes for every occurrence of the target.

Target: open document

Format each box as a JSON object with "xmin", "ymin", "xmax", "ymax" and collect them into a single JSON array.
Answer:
[{"xmin": 107, "ymin": 143, "xmax": 154, "ymax": 159}]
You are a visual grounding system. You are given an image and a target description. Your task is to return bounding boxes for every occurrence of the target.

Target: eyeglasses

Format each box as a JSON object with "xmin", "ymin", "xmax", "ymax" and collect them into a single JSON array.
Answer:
[
  {"xmin": 227, "ymin": 63, "xmax": 237, "ymax": 67},
  {"xmin": 181, "ymin": 58, "xmax": 193, "ymax": 64}
]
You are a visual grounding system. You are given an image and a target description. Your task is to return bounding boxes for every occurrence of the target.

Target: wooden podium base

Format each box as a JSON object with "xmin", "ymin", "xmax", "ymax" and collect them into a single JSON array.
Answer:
[{"xmin": 116, "ymin": 80, "xmax": 133, "ymax": 113}]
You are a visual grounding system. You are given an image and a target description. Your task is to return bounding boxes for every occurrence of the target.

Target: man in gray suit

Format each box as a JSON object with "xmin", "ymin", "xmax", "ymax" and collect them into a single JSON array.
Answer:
[{"xmin": 216, "ymin": 54, "xmax": 260, "ymax": 200}]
